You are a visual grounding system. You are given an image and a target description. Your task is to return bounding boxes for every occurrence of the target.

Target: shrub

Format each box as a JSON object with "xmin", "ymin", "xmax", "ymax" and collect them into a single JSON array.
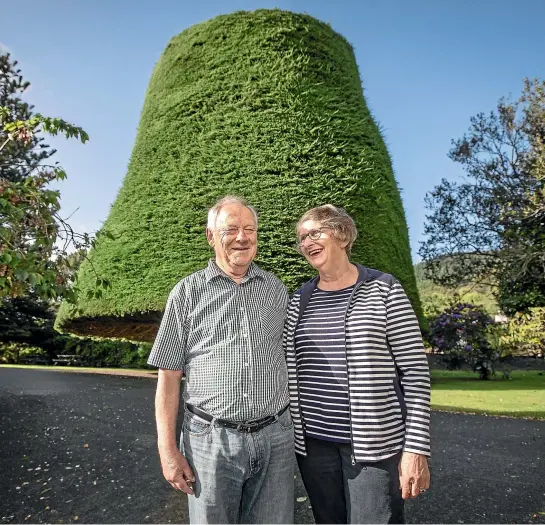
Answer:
[
  {"xmin": 63, "ymin": 337, "xmax": 152, "ymax": 368},
  {"xmin": 0, "ymin": 343, "xmax": 47, "ymax": 364},
  {"xmin": 429, "ymin": 303, "xmax": 498, "ymax": 379},
  {"xmin": 500, "ymin": 307, "xmax": 545, "ymax": 358},
  {"xmin": 56, "ymin": 9, "xmax": 422, "ymax": 341}
]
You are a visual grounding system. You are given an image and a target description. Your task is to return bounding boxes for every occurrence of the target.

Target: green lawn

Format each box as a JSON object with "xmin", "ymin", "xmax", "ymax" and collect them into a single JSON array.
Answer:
[{"xmin": 430, "ymin": 369, "xmax": 545, "ymax": 419}]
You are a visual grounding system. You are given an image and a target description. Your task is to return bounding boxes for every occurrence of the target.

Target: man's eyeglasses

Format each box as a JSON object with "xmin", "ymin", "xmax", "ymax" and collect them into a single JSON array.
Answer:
[
  {"xmin": 296, "ymin": 227, "xmax": 329, "ymax": 246},
  {"xmin": 219, "ymin": 227, "xmax": 258, "ymax": 238}
]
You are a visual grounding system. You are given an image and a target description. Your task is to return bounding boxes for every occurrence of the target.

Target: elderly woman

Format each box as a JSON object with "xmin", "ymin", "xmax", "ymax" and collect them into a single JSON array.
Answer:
[{"xmin": 284, "ymin": 205, "xmax": 431, "ymax": 524}]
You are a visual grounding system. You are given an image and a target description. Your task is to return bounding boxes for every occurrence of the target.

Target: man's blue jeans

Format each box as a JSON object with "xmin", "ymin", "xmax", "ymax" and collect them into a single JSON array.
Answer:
[{"xmin": 181, "ymin": 408, "xmax": 295, "ymax": 524}]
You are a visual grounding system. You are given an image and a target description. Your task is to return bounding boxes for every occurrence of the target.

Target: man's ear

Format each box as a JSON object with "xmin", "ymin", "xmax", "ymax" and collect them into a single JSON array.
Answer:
[{"xmin": 206, "ymin": 227, "xmax": 215, "ymax": 247}]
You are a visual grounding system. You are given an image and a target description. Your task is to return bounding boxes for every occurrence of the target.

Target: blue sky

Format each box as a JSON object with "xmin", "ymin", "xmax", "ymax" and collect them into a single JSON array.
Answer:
[{"xmin": 2, "ymin": 0, "xmax": 544, "ymax": 262}]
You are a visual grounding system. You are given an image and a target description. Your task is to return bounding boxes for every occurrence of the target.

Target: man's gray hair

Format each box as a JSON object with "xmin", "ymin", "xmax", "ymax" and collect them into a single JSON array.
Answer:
[{"xmin": 207, "ymin": 196, "xmax": 258, "ymax": 229}]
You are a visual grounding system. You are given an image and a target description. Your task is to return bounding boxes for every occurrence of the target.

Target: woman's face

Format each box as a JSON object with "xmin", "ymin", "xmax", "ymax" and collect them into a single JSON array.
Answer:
[{"xmin": 297, "ymin": 219, "xmax": 349, "ymax": 271}]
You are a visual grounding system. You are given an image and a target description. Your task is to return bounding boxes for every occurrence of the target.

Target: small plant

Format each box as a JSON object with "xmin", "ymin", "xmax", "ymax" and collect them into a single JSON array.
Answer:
[
  {"xmin": 429, "ymin": 303, "xmax": 498, "ymax": 379},
  {"xmin": 501, "ymin": 366, "xmax": 512, "ymax": 380}
]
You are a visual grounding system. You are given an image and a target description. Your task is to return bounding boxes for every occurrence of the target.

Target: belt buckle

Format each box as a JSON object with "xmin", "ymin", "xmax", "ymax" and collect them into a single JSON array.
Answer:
[{"xmin": 238, "ymin": 420, "xmax": 261, "ymax": 433}]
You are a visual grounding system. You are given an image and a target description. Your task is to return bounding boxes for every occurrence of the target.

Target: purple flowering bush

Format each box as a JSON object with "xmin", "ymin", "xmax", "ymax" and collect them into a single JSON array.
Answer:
[{"xmin": 429, "ymin": 303, "xmax": 498, "ymax": 379}]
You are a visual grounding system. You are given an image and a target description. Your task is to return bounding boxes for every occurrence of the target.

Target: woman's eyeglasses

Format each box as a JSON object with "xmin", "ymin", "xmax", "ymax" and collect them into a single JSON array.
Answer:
[{"xmin": 296, "ymin": 227, "xmax": 329, "ymax": 247}]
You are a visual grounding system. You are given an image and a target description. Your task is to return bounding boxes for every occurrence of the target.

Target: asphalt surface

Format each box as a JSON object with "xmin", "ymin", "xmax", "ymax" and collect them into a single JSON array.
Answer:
[{"xmin": 0, "ymin": 368, "xmax": 544, "ymax": 524}]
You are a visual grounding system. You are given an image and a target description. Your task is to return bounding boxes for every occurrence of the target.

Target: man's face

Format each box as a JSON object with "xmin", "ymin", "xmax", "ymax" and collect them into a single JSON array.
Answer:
[{"xmin": 206, "ymin": 204, "xmax": 258, "ymax": 272}]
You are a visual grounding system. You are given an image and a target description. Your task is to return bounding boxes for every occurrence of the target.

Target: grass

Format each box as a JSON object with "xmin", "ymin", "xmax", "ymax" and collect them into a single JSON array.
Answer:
[{"xmin": 430, "ymin": 369, "xmax": 545, "ymax": 419}]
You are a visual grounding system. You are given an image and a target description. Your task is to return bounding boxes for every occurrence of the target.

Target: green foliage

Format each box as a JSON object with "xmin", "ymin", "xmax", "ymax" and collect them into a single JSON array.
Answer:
[
  {"xmin": 429, "ymin": 303, "xmax": 499, "ymax": 379},
  {"xmin": 415, "ymin": 260, "xmax": 498, "ymax": 317},
  {"xmin": 499, "ymin": 273, "xmax": 545, "ymax": 315},
  {"xmin": 0, "ymin": 53, "xmax": 55, "ymax": 183},
  {"xmin": 420, "ymin": 78, "xmax": 545, "ymax": 313},
  {"xmin": 500, "ymin": 307, "xmax": 545, "ymax": 357},
  {"xmin": 57, "ymin": 9, "xmax": 421, "ymax": 340},
  {"xmin": 0, "ymin": 101, "xmax": 108, "ymax": 302},
  {"xmin": 0, "ymin": 335, "xmax": 152, "ymax": 368},
  {"xmin": 0, "ymin": 52, "xmax": 96, "ymax": 302},
  {"xmin": 498, "ymin": 79, "xmax": 545, "ymax": 314},
  {"xmin": 0, "ymin": 295, "xmax": 151, "ymax": 367},
  {"xmin": 0, "ymin": 294, "xmax": 58, "ymax": 357},
  {"xmin": 62, "ymin": 337, "xmax": 152, "ymax": 368},
  {"xmin": 0, "ymin": 342, "xmax": 48, "ymax": 364}
]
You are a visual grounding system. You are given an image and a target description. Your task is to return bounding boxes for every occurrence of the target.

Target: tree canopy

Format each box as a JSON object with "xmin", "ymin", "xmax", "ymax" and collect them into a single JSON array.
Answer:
[
  {"xmin": 0, "ymin": 51, "xmax": 106, "ymax": 303},
  {"xmin": 420, "ymin": 78, "xmax": 545, "ymax": 314},
  {"xmin": 0, "ymin": 53, "xmax": 55, "ymax": 183}
]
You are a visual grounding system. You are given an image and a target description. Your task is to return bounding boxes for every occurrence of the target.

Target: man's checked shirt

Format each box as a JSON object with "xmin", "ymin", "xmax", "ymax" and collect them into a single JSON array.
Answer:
[{"xmin": 147, "ymin": 260, "xmax": 289, "ymax": 422}]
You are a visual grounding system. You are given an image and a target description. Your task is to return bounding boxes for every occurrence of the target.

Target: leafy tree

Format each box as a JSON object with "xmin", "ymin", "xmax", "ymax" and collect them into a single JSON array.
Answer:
[
  {"xmin": 0, "ymin": 53, "xmax": 55, "ymax": 182},
  {"xmin": 420, "ymin": 79, "xmax": 545, "ymax": 314},
  {"xmin": 0, "ymin": 108, "xmax": 104, "ymax": 301},
  {"xmin": 0, "ymin": 54, "xmax": 111, "ymax": 369},
  {"xmin": 0, "ymin": 89, "xmax": 110, "ymax": 302},
  {"xmin": 499, "ymin": 81, "xmax": 545, "ymax": 312}
]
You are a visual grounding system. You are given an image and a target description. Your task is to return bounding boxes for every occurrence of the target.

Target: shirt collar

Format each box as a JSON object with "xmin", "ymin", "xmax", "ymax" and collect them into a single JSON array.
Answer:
[{"xmin": 204, "ymin": 259, "xmax": 265, "ymax": 283}]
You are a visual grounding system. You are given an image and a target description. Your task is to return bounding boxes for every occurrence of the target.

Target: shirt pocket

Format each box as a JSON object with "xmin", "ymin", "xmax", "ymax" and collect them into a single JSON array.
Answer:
[{"xmin": 258, "ymin": 302, "xmax": 286, "ymax": 344}]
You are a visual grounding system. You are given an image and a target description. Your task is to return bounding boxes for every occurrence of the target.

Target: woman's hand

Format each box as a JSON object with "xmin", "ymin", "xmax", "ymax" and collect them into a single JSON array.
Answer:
[{"xmin": 398, "ymin": 452, "xmax": 430, "ymax": 499}]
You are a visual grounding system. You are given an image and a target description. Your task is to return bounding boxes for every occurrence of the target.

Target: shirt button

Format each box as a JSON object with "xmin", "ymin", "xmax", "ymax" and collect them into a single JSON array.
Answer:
[
  {"xmin": 243, "ymin": 393, "xmax": 248, "ymax": 398},
  {"xmin": 242, "ymin": 332, "xmax": 248, "ymax": 338},
  {"xmin": 244, "ymin": 362, "xmax": 249, "ymax": 367}
]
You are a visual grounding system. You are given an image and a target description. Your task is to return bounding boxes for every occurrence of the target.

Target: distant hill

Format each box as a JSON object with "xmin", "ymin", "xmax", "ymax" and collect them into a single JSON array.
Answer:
[{"xmin": 414, "ymin": 260, "xmax": 498, "ymax": 317}]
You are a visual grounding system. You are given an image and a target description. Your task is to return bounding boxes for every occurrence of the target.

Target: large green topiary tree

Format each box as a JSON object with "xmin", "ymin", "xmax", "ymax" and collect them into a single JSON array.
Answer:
[{"xmin": 57, "ymin": 9, "xmax": 422, "ymax": 341}]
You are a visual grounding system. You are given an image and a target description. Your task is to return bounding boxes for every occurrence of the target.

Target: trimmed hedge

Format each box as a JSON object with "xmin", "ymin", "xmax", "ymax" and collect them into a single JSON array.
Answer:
[{"xmin": 57, "ymin": 9, "xmax": 422, "ymax": 340}]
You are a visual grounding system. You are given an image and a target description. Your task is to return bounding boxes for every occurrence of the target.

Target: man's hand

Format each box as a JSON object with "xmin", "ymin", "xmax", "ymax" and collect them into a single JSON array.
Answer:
[
  {"xmin": 155, "ymin": 369, "xmax": 193, "ymax": 493},
  {"xmin": 160, "ymin": 448, "xmax": 196, "ymax": 495},
  {"xmin": 398, "ymin": 452, "xmax": 430, "ymax": 499}
]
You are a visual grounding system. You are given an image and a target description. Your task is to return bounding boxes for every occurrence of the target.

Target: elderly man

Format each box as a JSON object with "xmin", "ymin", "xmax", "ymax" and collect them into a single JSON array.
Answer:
[{"xmin": 147, "ymin": 196, "xmax": 293, "ymax": 524}]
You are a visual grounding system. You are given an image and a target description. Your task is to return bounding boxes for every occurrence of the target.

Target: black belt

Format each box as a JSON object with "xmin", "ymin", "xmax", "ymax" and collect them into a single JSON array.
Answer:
[{"xmin": 185, "ymin": 404, "xmax": 289, "ymax": 433}]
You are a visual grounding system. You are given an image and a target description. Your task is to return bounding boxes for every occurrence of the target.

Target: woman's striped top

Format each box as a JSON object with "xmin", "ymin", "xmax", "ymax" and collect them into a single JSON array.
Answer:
[
  {"xmin": 284, "ymin": 264, "xmax": 431, "ymax": 462},
  {"xmin": 294, "ymin": 286, "xmax": 354, "ymax": 443}
]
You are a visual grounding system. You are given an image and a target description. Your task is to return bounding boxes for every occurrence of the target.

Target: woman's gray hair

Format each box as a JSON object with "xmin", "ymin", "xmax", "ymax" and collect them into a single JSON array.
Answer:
[
  {"xmin": 207, "ymin": 196, "xmax": 258, "ymax": 229},
  {"xmin": 297, "ymin": 204, "xmax": 358, "ymax": 255}
]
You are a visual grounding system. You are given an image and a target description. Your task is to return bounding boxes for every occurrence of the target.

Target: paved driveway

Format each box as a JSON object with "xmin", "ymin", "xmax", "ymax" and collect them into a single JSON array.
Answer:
[{"xmin": 0, "ymin": 368, "xmax": 543, "ymax": 524}]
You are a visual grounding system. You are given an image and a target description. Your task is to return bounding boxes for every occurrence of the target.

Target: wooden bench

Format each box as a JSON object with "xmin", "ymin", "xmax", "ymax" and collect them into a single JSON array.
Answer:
[{"xmin": 52, "ymin": 355, "xmax": 83, "ymax": 366}]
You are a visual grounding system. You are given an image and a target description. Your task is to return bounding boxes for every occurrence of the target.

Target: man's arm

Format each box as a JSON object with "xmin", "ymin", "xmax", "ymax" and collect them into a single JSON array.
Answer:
[{"xmin": 155, "ymin": 368, "xmax": 195, "ymax": 494}]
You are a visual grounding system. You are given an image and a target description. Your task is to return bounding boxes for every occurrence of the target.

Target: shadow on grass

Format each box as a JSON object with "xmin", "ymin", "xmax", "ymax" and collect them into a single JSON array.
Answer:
[
  {"xmin": 430, "ymin": 404, "xmax": 545, "ymax": 419},
  {"xmin": 431, "ymin": 374, "xmax": 545, "ymax": 391}
]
